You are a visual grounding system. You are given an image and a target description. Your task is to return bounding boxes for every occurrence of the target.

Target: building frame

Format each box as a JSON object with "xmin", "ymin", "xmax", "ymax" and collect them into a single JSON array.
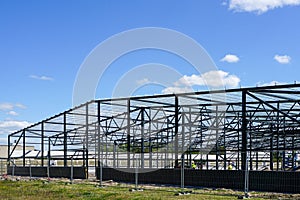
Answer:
[{"xmin": 6, "ymin": 84, "xmax": 300, "ymax": 191}]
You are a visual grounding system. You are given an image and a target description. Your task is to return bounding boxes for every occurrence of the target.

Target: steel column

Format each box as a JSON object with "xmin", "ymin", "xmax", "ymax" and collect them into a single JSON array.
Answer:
[
  {"xmin": 127, "ymin": 99, "xmax": 131, "ymax": 167},
  {"xmin": 216, "ymin": 105, "xmax": 219, "ymax": 170},
  {"xmin": 141, "ymin": 107, "xmax": 145, "ymax": 168},
  {"xmin": 270, "ymin": 125, "xmax": 274, "ymax": 171},
  {"xmin": 97, "ymin": 101, "xmax": 101, "ymax": 168},
  {"xmin": 85, "ymin": 103, "xmax": 89, "ymax": 178},
  {"xmin": 23, "ymin": 130, "xmax": 25, "ymax": 167},
  {"xmin": 63, "ymin": 113, "xmax": 67, "ymax": 167},
  {"xmin": 241, "ymin": 90, "xmax": 247, "ymax": 171},
  {"xmin": 41, "ymin": 122, "xmax": 44, "ymax": 167},
  {"xmin": 174, "ymin": 95, "xmax": 179, "ymax": 167},
  {"xmin": 7, "ymin": 135, "xmax": 10, "ymax": 165}
]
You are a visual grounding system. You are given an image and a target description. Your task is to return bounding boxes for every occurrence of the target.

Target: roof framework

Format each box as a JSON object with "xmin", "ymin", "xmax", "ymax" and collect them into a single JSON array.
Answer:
[{"xmin": 8, "ymin": 84, "xmax": 300, "ymax": 171}]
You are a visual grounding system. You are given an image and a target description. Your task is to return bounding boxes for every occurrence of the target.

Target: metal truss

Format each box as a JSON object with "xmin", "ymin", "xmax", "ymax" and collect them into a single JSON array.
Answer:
[{"xmin": 7, "ymin": 84, "xmax": 300, "ymax": 172}]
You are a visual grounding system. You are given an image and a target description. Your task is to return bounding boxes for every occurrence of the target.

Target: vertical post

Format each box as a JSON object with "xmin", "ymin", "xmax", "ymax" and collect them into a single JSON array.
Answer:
[
  {"xmin": 189, "ymin": 108, "xmax": 192, "ymax": 168},
  {"xmin": 12, "ymin": 158, "xmax": 15, "ymax": 177},
  {"xmin": 181, "ymin": 112, "xmax": 185, "ymax": 166},
  {"xmin": 94, "ymin": 125, "xmax": 97, "ymax": 172},
  {"xmin": 283, "ymin": 117, "xmax": 286, "ymax": 171},
  {"xmin": 99, "ymin": 131, "xmax": 103, "ymax": 187},
  {"xmin": 63, "ymin": 113, "xmax": 67, "ymax": 167},
  {"xmin": 292, "ymin": 136, "xmax": 295, "ymax": 169},
  {"xmin": 127, "ymin": 99, "xmax": 131, "ymax": 168},
  {"xmin": 41, "ymin": 122, "xmax": 44, "ymax": 167},
  {"xmin": 174, "ymin": 95, "xmax": 179, "ymax": 167},
  {"xmin": 135, "ymin": 153, "xmax": 139, "ymax": 190},
  {"xmin": 7, "ymin": 135, "xmax": 10, "ymax": 165},
  {"xmin": 180, "ymin": 154, "xmax": 185, "ymax": 191},
  {"xmin": 97, "ymin": 101, "xmax": 101, "ymax": 184},
  {"xmin": 29, "ymin": 159, "xmax": 32, "ymax": 180},
  {"xmin": 141, "ymin": 107, "xmax": 145, "ymax": 168},
  {"xmin": 256, "ymin": 152, "xmax": 258, "ymax": 170},
  {"xmin": 276, "ymin": 103, "xmax": 280, "ymax": 171},
  {"xmin": 23, "ymin": 130, "xmax": 26, "ymax": 167},
  {"xmin": 113, "ymin": 142, "xmax": 116, "ymax": 168},
  {"xmin": 200, "ymin": 114, "xmax": 203, "ymax": 169},
  {"xmin": 241, "ymin": 90, "xmax": 249, "ymax": 198},
  {"xmin": 249, "ymin": 122, "xmax": 253, "ymax": 171},
  {"xmin": 215, "ymin": 105, "xmax": 219, "ymax": 170},
  {"xmin": 244, "ymin": 146, "xmax": 249, "ymax": 198},
  {"xmin": 70, "ymin": 157, "xmax": 73, "ymax": 184},
  {"xmin": 149, "ymin": 109, "xmax": 152, "ymax": 168},
  {"xmin": 85, "ymin": 104, "xmax": 89, "ymax": 179},
  {"xmin": 47, "ymin": 138, "xmax": 51, "ymax": 178},
  {"xmin": 206, "ymin": 154, "xmax": 209, "ymax": 169},
  {"xmin": 241, "ymin": 90, "xmax": 247, "ymax": 171},
  {"xmin": 270, "ymin": 125, "xmax": 274, "ymax": 171},
  {"xmin": 237, "ymin": 112, "xmax": 240, "ymax": 170},
  {"xmin": 224, "ymin": 116, "xmax": 227, "ymax": 170}
]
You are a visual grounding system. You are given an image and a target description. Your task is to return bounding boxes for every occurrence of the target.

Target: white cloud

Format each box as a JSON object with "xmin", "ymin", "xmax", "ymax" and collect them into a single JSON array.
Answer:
[
  {"xmin": 176, "ymin": 70, "xmax": 240, "ymax": 88},
  {"xmin": 274, "ymin": 54, "xmax": 291, "ymax": 64},
  {"xmin": 162, "ymin": 87, "xmax": 193, "ymax": 94},
  {"xmin": 0, "ymin": 103, "xmax": 26, "ymax": 111},
  {"xmin": 0, "ymin": 120, "xmax": 31, "ymax": 144},
  {"xmin": 15, "ymin": 103, "xmax": 27, "ymax": 109},
  {"xmin": 30, "ymin": 75, "xmax": 54, "ymax": 81},
  {"xmin": 220, "ymin": 54, "xmax": 240, "ymax": 63},
  {"xmin": 162, "ymin": 70, "xmax": 240, "ymax": 94},
  {"xmin": 0, "ymin": 120, "xmax": 32, "ymax": 136},
  {"xmin": 136, "ymin": 78, "xmax": 150, "ymax": 85},
  {"xmin": 229, "ymin": 0, "xmax": 300, "ymax": 14},
  {"xmin": 7, "ymin": 111, "xmax": 18, "ymax": 116},
  {"xmin": 0, "ymin": 103, "xmax": 14, "ymax": 111}
]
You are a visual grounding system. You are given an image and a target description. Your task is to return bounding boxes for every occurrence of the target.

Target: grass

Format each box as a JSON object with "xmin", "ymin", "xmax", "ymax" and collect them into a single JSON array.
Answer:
[{"xmin": 0, "ymin": 178, "xmax": 292, "ymax": 200}]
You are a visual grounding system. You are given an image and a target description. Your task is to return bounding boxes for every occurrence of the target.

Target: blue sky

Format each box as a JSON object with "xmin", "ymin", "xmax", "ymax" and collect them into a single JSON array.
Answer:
[{"xmin": 0, "ymin": 0, "xmax": 300, "ymax": 144}]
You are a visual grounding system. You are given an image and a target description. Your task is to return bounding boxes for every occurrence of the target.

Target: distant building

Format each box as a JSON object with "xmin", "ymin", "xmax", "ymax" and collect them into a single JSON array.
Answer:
[
  {"xmin": 0, "ymin": 145, "xmax": 34, "ymax": 158},
  {"xmin": 0, "ymin": 145, "xmax": 34, "ymax": 174}
]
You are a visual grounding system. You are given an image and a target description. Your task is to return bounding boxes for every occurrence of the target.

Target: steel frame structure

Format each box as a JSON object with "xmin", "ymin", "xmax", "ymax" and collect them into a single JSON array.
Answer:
[{"xmin": 7, "ymin": 84, "xmax": 300, "ymax": 173}]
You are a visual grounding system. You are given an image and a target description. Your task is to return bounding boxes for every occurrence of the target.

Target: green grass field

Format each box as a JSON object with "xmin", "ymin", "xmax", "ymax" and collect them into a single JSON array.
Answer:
[{"xmin": 0, "ymin": 178, "xmax": 297, "ymax": 200}]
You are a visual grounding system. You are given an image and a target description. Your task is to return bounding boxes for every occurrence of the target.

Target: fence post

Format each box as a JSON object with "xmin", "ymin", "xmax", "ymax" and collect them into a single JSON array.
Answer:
[
  {"xmin": 70, "ymin": 157, "xmax": 73, "ymax": 184},
  {"xmin": 181, "ymin": 154, "xmax": 185, "ymax": 191},
  {"xmin": 29, "ymin": 159, "xmax": 32, "ymax": 180},
  {"xmin": 12, "ymin": 159, "xmax": 15, "ymax": 177}
]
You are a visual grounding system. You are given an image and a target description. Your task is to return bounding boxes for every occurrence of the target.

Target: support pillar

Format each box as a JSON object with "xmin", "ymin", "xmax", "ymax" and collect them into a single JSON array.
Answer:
[
  {"xmin": 270, "ymin": 127, "xmax": 274, "ymax": 171},
  {"xmin": 41, "ymin": 122, "xmax": 44, "ymax": 167},
  {"xmin": 7, "ymin": 135, "xmax": 10, "ymax": 165},
  {"xmin": 63, "ymin": 113, "xmax": 67, "ymax": 167},
  {"xmin": 174, "ymin": 95, "xmax": 179, "ymax": 167},
  {"xmin": 127, "ymin": 99, "xmax": 131, "ymax": 168},
  {"xmin": 85, "ymin": 104, "xmax": 89, "ymax": 178},
  {"xmin": 241, "ymin": 90, "xmax": 247, "ymax": 171},
  {"xmin": 215, "ymin": 105, "xmax": 219, "ymax": 170},
  {"xmin": 97, "ymin": 101, "xmax": 101, "ymax": 169},
  {"xmin": 141, "ymin": 107, "xmax": 145, "ymax": 168},
  {"xmin": 23, "ymin": 130, "xmax": 25, "ymax": 167}
]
